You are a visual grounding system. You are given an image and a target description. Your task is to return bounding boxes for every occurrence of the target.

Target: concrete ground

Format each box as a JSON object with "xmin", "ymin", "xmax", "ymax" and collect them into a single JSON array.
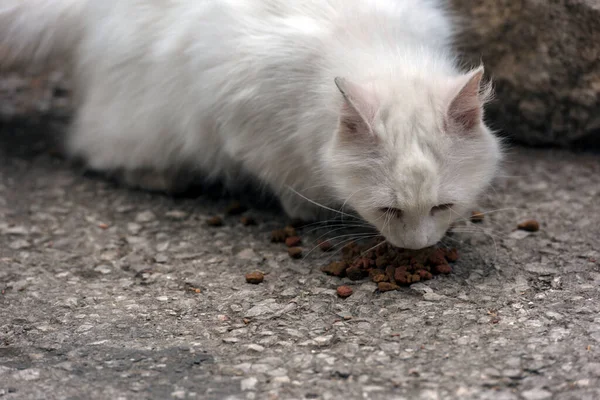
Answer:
[{"xmin": 1, "ymin": 121, "xmax": 600, "ymax": 398}]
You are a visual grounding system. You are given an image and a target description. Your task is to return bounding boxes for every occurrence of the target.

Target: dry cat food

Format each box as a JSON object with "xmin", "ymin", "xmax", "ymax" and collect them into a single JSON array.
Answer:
[
  {"xmin": 271, "ymin": 225, "xmax": 297, "ymax": 243},
  {"xmin": 288, "ymin": 247, "xmax": 303, "ymax": 259},
  {"xmin": 225, "ymin": 201, "xmax": 247, "ymax": 216},
  {"xmin": 320, "ymin": 240, "xmax": 458, "ymax": 291},
  {"xmin": 336, "ymin": 285, "xmax": 353, "ymax": 298},
  {"xmin": 518, "ymin": 219, "xmax": 540, "ymax": 232},
  {"xmin": 245, "ymin": 271, "xmax": 264, "ymax": 284},
  {"xmin": 285, "ymin": 236, "xmax": 302, "ymax": 247},
  {"xmin": 206, "ymin": 216, "xmax": 223, "ymax": 227},
  {"xmin": 240, "ymin": 216, "xmax": 256, "ymax": 226}
]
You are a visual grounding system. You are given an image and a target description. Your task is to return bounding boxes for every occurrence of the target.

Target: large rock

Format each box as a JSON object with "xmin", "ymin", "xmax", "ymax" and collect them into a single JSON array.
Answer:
[{"xmin": 451, "ymin": 0, "xmax": 600, "ymax": 147}]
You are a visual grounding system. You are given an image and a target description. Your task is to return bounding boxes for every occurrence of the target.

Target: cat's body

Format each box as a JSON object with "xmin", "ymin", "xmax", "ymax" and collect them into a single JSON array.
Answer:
[{"xmin": 1, "ymin": 0, "xmax": 502, "ymax": 249}]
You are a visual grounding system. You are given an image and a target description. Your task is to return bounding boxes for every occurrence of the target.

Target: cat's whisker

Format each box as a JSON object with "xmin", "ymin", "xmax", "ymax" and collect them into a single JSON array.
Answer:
[{"xmin": 285, "ymin": 185, "xmax": 362, "ymax": 220}]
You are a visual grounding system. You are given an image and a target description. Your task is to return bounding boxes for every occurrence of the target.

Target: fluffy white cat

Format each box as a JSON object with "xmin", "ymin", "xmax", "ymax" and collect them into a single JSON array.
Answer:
[{"xmin": 1, "ymin": 0, "xmax": 502, "ymax": 249}]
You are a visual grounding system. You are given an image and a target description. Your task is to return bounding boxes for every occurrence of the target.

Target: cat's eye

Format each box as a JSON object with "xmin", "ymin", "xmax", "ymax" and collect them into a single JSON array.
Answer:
[
  {"xmin": 431, "ymin": 203, "xmax": 454, "ymax": 215},
  {"xmin": 380, "ymin": 207, "xmax": 403, "ymax": 218}
]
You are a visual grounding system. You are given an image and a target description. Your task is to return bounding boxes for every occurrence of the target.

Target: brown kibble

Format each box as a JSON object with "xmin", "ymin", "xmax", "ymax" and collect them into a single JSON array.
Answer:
[
  {"xmin": 318, "ymin": 240, "xmax": 333, "ymax": 252},
  {"xmin": 225, "ymin": 201, "xmax": 247, "ymax": 215},
  {"xmin": 336, "ymin": 285, "xmax": 353, "ymax": 298},
  {"xmin": 346, "ymin": 266, "xmax": 366, "ymax": 281},
  {"xmin": 411, "ymin": 274, "xmax": 421, "ymax": 283},
  {"xmin": 285, "ymin": 236, "xmax": 302, "ymax": 247},
  {"xmin": 385, "ymin": 265, "xmax": 397, "ymax": 284},
  {"xmin": 375, "ymin": 256, "xmax": 388, "ymax": 268},
  {"xmin": 434, "ymin": 264, "xmax": 452, "ymax": 274},
  {"xmin": 418, "ymin": 270, "xmax": 433, "ymax": 280},
  {"xmin": 471, "ymin": 211, "xmax": 485, "ymax": 223},
  {"xmin": 444, "ymin": 248, "xmax": 459, "ymax": 263},
  {"xmin": 427, "ymin": 248, "xmax": 447, "ymax": 266},
  {"xmin": 98, "ymin": 223, "xmax": 109, "ymax": 230},
  {"xmin": 240, "ymin": 216, "xmax": 256, "ymax": 226},
  {"xmin": 321, "ymin": 261, "xmax": 348, "ymax": 277},
  {"xmin": 271, "ymin": 229, "xmax": 287, "ymax": 243},
  {"xmin": 378, "ymin": 282, "xmax": 400, "ymax": 292},
  {"xmin": 369, "ymin": 269, "xmax": 388, "ymax": 283},
  {"xmin": 245, "ymin": 271, "xmax": 264, "ymax": 284},
  {"xmin": 283, "ymin": 225, "xmax": 297, "ymax": 237},
  {"xmin": 194, "ymin": 288, "xmax": 201, "ymax": 293},
  {"xmin": 518, "ymin": 219, "xmax": 540, "ymax": 232},
  {"xmin": 206, "ymin": 216, "xmax": 223, "ymax": 227},
  {"xmin": 288, "ymin": 247, "xmax": 303, "ymax": 259}
]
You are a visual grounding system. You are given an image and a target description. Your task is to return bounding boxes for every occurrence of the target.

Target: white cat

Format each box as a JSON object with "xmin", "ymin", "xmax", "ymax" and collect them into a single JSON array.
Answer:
[{"xmin": 1, "ymin": 0, "xmax": 502, "ymax": 249}]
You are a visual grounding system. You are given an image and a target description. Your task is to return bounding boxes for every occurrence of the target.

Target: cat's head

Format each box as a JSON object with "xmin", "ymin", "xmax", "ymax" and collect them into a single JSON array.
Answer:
[{"xmin": 325, "ymin": 66, "xmax": 502, "ymax": 250}]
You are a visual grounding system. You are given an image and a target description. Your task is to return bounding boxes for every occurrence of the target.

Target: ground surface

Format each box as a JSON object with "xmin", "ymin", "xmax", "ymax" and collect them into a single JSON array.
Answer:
[{"xmin": 1, "ymin": 120, "xmax": 600, "ymax": 400}]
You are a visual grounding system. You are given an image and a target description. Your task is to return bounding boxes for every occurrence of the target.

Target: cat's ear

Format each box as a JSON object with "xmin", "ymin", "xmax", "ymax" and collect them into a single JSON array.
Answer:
[
  {"xmin": 334, "ymin": 77, "xmax": 378, "ymax": 139},
  {"xmin": 446, "ymin": 66, "xmax": 491, "ymax": 134}
]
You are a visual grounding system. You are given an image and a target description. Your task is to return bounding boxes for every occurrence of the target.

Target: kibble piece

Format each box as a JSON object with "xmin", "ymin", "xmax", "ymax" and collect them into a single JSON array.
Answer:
[
  {"xmin": 418, "ymin": 270, "xmax": 433, "ymax": 280},
  {"xmin": 271, "ymin": 229, "xmax": 287, "ymax": 243},
  {"xmin": 225, "ymin": 201, "xmax": 247, "ymax": 215},
  {"xmin": 285, "ymin": 236, "xmax": 302, "ymax": 247},
  {"xmin": 288, "ymin": 247, "xmax": 303, "ymax": 259},
  {"xmin": 471, "ymin": 211, "xmax": 485, "ymax": 223},
  {"xmin": 336, "ymin": 285, "xmax": 353, "ymax": 298},
  {"xmin": 240, "ymin": 216, "xmax": 256, "ymax": 226},
  {"xmin": 245, "ymin": 271, "xmax": 264, "ymax": 284},
  {"xmin": 517, "ymin": 219, "xmax": 540, "ymax": 232},
  {"xmin": 321, "ymin": 261, "xmax": 348, "ymax": 277},
  {"xmin": 283, "ymin": 226, "xmax": 297, "ymax": 237},
  {"xmin": 444, "ymin": 248, "xmax": 459, "ymax": 262},
  {"xmin": 378, "ymin": 282, "xmax": 400, "ymax": 292},
  {"xmin": 433, "ymin": 264, "xmax": 452, "ymax": 274},
  {"xmin": 318, "ymin": 240, "xmax": 333, "ymax": 252},
  {"xmin": 427, "ymin": 248, "xmax": 447, "ymax": 266},
  {"xmin": 346, "ymin": 266, "xmax": 366, "ymax": 281},
  {"xmin": 206, "ymin": 216, "xmax": 223, "ymax": 227}
]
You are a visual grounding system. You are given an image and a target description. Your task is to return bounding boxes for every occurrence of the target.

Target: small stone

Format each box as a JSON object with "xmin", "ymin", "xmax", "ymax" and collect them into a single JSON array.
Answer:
[
  {"xmin": 518, "ymin": 219, "xmax": 540, "ymax": 232},
  {"xmin": 225, "ymin": 201, "xmax": 247, "ymax": 215},
  {"xmin": 245, "ymin": 271, "xmax": 264, "ymax": 284},
  {"xmin": 240, "ymin": 216, "xmax": 256, "ymax": 226},
  {"xmin": 135, "ymin": 211, "xmax": 156, "ymax": 223},
  {"xmin": 127, "ymin": 222, "xmax": 142, "ymax": 234},
  {"xmin": 156, "ymin": 296, "xmax": 169, "ymax": 302},
  {"xmin": 378, "ymin": 282, "xmax": 400, "ymax": 292},
  {"xmin": 285, "ymin": 236, "xmax": 302, "ymax": 247},
  {"xmin": 336, "ymin": 286, "xmax": 353, "ymax": 298},
  {"xmin": 521, "ymin": 388, "xmax": 552, "ymax": 400},
  {"xmin": 246, "ymin": 344, "xmax": 265, "ymax": 352},
  {"xmin": 287, "ymin": 247, "xmax": 302, "ymax": 259},
  {"xmin": 471, "ymin": 211, "xmax": 485, "ymax": 223},
  {"xmin": 165, "ymin": 210, "xmax": 188, "ymax": 220},
  {"xmin": 423, "ymin": 292, "xmax": 445, "ymax": 301},
  {"xmin": 9, "ymin": 239, "xmax": 31, "ymax": 250},
  {"xmin": 313, "ymin": 335, "xmax": 333, "ymax": 346},
  {"xmin": 318, "ymin": 240, "xmax": 333, "ymax": 252},
  {"xmin": 241, "ymin": 377, "xmax": 258, "ymax": 391},
  {"xmin": 206, "ymin": 216, "xmax": 223, "ymax": 227},
  {"xmin": 170, "ymin": 390, "xmax": 186, "ymax": 399},
  {"xmin": 3, "ymin": 225, "xmax": 28, "ymax": 235},
  {"xmin": 509, "ymin": 230, "xmax": 531, "ymax": 240}
]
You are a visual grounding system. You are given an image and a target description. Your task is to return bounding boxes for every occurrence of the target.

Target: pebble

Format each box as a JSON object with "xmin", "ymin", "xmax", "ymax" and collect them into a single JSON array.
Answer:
[
  {"xmin": 135, "ymin": 211, "xmax": 156, "ymax": 223},
  {"xmin": 521, "ymin": 388, "xmax": 552, "ymax": 400},
  {"xmin": 241, "ymin": 377, "xmax": 258, "ymax": 391},
  {"xmin": 246, "ymin": 344, "xmax": 265, "ymax": 352},
  {"xmin": 9, "ymin": 239, "xmax": 31, "ymax": 250},
  {"xmin": 165, "ymin": 210, "xmax": 188, "ymax": 220}
]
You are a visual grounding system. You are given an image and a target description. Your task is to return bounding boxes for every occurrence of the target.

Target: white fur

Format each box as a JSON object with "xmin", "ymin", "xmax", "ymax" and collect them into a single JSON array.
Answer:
[{"xmin": 0, "ymin": 0, "xmax": 502, "ymax": 249}]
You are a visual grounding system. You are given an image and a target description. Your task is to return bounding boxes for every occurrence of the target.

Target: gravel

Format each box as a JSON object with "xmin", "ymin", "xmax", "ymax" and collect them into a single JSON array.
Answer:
[{"xmin": 1, "ymin": 72, "xmax": 600, "ymax": 399}]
